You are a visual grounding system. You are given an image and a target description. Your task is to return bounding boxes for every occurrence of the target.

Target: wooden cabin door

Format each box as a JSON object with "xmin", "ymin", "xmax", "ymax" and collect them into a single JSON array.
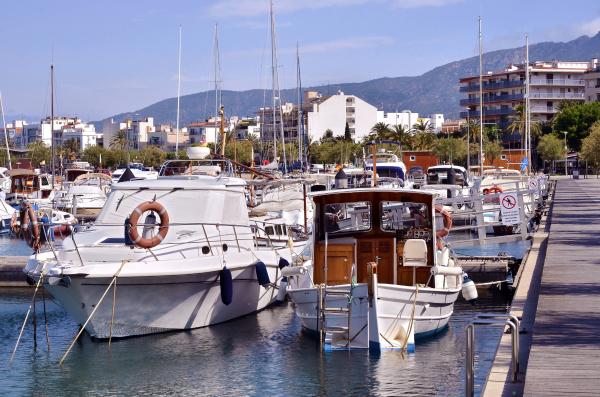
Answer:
[{"xmin": 357, "ymin": 238, "xmax": 394, "ymax": 284}]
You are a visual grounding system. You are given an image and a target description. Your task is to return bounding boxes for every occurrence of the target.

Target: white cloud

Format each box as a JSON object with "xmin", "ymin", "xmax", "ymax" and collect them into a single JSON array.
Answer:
[
  {"xmin": 208, "ymin": 0, "xmax": 462, "ymax": 18},
  {"xmin": 576, "ymin": 16, "xmax": 600, "ymax": 37}
]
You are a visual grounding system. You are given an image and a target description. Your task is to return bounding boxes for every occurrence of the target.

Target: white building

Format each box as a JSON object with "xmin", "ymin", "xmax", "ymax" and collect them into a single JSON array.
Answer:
[
  {"xmin": 306, "ymin": 91, "xmax": 378, "ymax": 142},
  {"xmin": 429, "ymin": 114, "xmax": 444, "ymax": 132},
  {"xmin": 102, "ymin": 117, "xmax": 155, "ymax": 150},
  {"xmin": 22, "ymin": 117, "xmax": 81, "ymax": 148},
  {"xmin": 583, "ymin": 60, "xmax": 600, "ymax": 102},
  {"xmin": 376, "ymin": 110, "xmax": 420, "ymax": 131},
  {"xmin": 62, "ymin": 121, "xmax": 101, "ymax": 150}
]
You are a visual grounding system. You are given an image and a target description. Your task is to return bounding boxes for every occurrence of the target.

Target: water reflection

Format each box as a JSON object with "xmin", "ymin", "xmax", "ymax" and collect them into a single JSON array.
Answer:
[{"xmin": 1, "ymin": 288, "xmax": 508, "ymax": 396}]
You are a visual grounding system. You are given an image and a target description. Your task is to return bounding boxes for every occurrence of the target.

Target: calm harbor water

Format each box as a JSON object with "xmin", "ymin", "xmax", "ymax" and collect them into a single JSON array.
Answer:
[{"xmin": 0, "ymin": 238, "xmax": 519, "ymax": 396}]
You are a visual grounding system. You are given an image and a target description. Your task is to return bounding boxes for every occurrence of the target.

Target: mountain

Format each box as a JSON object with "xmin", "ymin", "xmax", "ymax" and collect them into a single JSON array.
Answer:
[{"xmin": 96, "ymin": 32, "xmax": 600, "ymax": 129}]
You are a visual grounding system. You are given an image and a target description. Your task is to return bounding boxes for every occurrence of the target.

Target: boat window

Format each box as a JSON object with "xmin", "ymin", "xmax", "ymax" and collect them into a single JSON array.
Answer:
[
  {"xmin": 381, "ymin": 201, "xmax": 431, "ymax": 233},
  {"xmin": 41, "ymin": 177, "xmax": 49, "ymax": 186},
  {"xmin": 265, "ymin": 225, "xmax": 275, "ymax": 236},
  {"xmin": 324, "ymin": 201, "xmax": 371, "ymax": 234}
]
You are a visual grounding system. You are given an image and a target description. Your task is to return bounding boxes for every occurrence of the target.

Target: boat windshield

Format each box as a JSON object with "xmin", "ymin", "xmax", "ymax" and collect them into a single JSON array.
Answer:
[
  {"xmin": 380, "ymin": 201, "xmax": 432, "ymax": 242},
  {"xmin": 159, "ymin": 159, "xmax": 234, "ymax": 177},
  {"xmin": 324, "ymin": 201, "xmax": 371, "ymax": 234},
  {"xmin": 427, "ymin": 168, "xmax": 466, "ymax": 186}
]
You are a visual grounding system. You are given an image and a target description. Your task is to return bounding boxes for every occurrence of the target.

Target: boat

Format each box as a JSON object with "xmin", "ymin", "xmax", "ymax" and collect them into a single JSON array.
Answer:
[
  {"xmin": 364, "ymin": 150, "xmax": 408, "ymax": 187},
  {"xmin": 55, "ymin": 173, "xmax": 111, "ymax": 221},
  {"xmin": 0, "ymin": 197, "xmax": 15, "ymax": 234},
  {"xmin": 285, "ymin": 187, "xmax": 474, "ymax": 352},
  {"xmin": 111, "ymin": 163, "xmax": 158, "ymax": 183},
  {"xmin": 24, "ymin": 159, "xmax": 292, "ymax": 339},
  {"xmin": 5, "ymin": 169, "xmax": 56, "ymax": 206}
]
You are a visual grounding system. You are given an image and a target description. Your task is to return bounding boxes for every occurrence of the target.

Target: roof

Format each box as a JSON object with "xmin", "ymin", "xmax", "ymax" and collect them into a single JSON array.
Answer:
[{"xmin": 7, "ymin": 168, "xmax": 36, "ymax": 177}]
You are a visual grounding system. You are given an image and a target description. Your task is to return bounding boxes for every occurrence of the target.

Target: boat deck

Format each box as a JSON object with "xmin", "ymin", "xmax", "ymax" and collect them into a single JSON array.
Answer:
[{"xmin": 523, "ymin": 178, "xmax": 600, "ymax": 396}]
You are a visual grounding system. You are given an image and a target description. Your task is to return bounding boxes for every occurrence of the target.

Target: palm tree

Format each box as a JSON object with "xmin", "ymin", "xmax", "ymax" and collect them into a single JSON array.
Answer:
[
  {"xmin": 508, "ymin": 104, "xmax": 541, "ymax": 149},
  {"xmin": 370, "ymin": 122, "xmax": 393, "ymax": 140},
  {"xmin": 412, "ymin": 119, "xmax": 433, "ymax": 134},
  {"xmin": 110, "ymin": 130, "xmax": 128, "ymax": 151}
]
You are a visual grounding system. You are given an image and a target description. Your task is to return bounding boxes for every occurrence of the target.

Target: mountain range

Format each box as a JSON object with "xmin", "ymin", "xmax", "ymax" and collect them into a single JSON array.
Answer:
[{"xmin": 96, "ymin": 31, "xmax": 600, "ymax": 129}]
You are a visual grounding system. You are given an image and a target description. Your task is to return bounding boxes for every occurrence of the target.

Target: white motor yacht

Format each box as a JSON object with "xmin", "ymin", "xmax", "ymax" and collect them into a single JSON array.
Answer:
[
  {"xmin": 24, "ymin": 161, "xmax": 292, "ymax": 339},
  {"xmin": 364, "ymin": 150, "xmax": 408, "ymax": 188},
  {"xmin": 285, "ymin": 188, "xmax": 473, "ymax": 352},
  {"xmin": 0, "ymin": 197, "xmax": 15, "ymax": 234},
  {"xmin": 55, "ymin": 173, "xmax": 112, "ymax": 221},
  {"xmin": 5, "ymin": 169, "xmax": 56, "ymax": 206},
  {"xmin": 111, "ymin": 163, "xmax": 158, "ymax": 183}
]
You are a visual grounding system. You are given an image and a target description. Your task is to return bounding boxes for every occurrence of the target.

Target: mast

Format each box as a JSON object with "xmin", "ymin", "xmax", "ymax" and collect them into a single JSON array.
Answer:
[
  {"xmin": 478, "ymin": 16, "xmax": 484, "ymax": 176},
  {"xmin": 213, "ymin": 24, "xmax": 221, "ymax": 153},
  {"xmin": 0, "ymin": 92, "xmax": 11, "ymax": 169},
  {"xmin": 175, "ymin": 25, "xmax": 182, "ymax": 158},
  {"xmin": 525, "ymin": 34, "xmax": 531, "ymax": 174},
  {"xmin": 296, "ymin": 43, "xmax": 303, "ymax": 170},
  {"xmin": 270, "ymin": 0, "xmax": 287, "ymax": 173},
  {"xmin": 51, "ymin": 64, "xmax": 55, "ymax": 190}
]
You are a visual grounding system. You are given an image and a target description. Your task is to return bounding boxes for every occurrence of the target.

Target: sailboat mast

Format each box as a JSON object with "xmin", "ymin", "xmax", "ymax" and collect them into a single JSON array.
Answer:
[
  {"xmin": 0, "ymin": 92, "xmax": 11, "ymax": 169},
  {"xmin": 175, "ymin": 25, "xmax": 182, "ymax": 158},
  {"xmin": 478, "ymin": 16, "xmax": 484, "ymax": 176},
  {"xmin": 214, "ymin": 24, "xmax": 221, "ymax": 153},
  {"xmin": 51, "ymin": 64, "xmax": 55, "ymax": 190},
  {"xmin": 270, "ymin": 0, "xmax": 287, "ymax": 173},
  {"xmin": 296, "ymin": 43, "xmax": 303, "ymax": 170},
  {"xmin": 525, "ymin": 34, "xmax": 531, "ymax": 173}
]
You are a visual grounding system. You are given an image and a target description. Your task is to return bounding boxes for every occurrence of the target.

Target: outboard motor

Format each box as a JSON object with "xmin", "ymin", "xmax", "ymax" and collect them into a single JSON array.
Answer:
[{"xmin": 334, "ymin": 168, "xmax": 348, "ymax": 189}]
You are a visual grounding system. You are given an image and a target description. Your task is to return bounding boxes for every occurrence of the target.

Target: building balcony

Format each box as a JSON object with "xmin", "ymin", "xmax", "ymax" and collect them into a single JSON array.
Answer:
[
  {"xmin": 530, "ymin": 106, "xmax": 560, "ymax": 113},
  {"xmin": 530, "ymin": 78, "xmax": 585, "ymax": 86},
  {"xmin": 460, "ymin": 79, "xmax": 524, "ymax": 92},
  {"xmin": 528, "ymin": 92, "xmax": 585, "ymax": 100},
  {"xmin": 460, "ymin": 108, "xmax": 516, "ymax": 118},
  {"xmin": 460, "ymin": 93, "xmax": 524, "ymax": 106}
]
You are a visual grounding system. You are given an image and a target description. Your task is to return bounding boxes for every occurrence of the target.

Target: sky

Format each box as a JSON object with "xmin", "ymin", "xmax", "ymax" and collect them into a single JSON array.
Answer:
[{"xmin": 1, "ymin": 0, "xmax": 600, "ymax": 121}]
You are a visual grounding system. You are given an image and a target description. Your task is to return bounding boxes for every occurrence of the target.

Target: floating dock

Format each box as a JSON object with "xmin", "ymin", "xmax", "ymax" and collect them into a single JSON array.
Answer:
[{"xmin": 483, "ymin": 177, "xmax": 600, "ymax": 396}]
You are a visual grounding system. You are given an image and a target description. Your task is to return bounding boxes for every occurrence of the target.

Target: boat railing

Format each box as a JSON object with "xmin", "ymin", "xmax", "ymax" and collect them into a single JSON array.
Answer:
[
  {"xmin": 40, "ymin": 219, "xmax": 297, "ymax": 265},
  {"xmin": 434, "ymin": 177, "xmax": 547, "ymax": 247}
]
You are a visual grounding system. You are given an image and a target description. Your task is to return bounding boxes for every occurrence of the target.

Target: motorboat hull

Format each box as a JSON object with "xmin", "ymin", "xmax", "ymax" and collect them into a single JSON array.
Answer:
[{"xmin": 44, "ymin": 263, "xmax": 280, "ymax": 339}]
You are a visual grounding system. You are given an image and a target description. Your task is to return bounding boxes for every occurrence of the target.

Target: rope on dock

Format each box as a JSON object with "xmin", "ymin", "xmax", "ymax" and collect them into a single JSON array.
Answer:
[
  {"xmin": 475, "ymin": 280, "xmax": 509, "ymax": 287},
  {"xmin": 59, "ymin": 260, "xmax": 127, "ymax": 366}
]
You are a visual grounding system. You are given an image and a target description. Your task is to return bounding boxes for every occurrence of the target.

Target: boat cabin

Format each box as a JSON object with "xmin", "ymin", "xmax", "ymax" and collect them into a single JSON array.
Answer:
[
  {"xmin": 6, "ymin": 169, "xmax": 53, "ymax": 203},
  {"xmin": 427, "ymin": 165, "xmax": 469, "ymax": 187},
  {"xmin": 311, "ymin": 189, "xmax": 437, "ymax": 287}
]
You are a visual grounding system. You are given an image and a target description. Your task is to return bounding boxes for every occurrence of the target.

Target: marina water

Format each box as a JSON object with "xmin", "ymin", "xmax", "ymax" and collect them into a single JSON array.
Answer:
[{"xmin": 1, "ymin": 238, "xmax": 525, "ymax": 396}]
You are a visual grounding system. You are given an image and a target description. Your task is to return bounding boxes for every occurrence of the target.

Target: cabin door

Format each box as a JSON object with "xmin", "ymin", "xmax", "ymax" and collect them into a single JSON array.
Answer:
[{"xmin": 357, "ymin": 238, "xmax": 394, "ymax": 284}]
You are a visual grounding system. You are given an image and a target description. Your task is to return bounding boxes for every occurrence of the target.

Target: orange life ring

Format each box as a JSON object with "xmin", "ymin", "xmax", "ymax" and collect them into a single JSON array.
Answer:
[
  {"xmin": 435, "ymin": 204, "xmax": 452, "ymax": 249},
  {"xmin": 20, "ymin": 203, "xmax": 41, "ymax": 249},
  {"xmin": 483, "ymin": 185, "xmax": 503, "ymax": 195},
  {"xmin": 127, "ymin": 201, "xmax": 169, "ymax": 249}
]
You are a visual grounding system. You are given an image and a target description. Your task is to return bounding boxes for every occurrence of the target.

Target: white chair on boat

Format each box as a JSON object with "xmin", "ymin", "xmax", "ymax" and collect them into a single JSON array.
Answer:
[{"xmin": 403, "ymin": 239, "xmax": 428, "ymax": 286}]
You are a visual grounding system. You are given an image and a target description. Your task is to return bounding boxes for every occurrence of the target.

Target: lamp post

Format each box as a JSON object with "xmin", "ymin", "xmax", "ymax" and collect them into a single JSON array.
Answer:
[{"xmin": 563, "ymin": 131, "xmax": 568, "ymax": 177}]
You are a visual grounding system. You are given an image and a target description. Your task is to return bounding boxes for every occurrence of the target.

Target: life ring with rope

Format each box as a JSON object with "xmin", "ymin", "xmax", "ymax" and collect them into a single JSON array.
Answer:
[
  {"xmin": 435, "ymin": 204, "xmax": 452, "ymax": 250},
  {"xmin": 127, "ymin": 201, "xmax": 170, "ymax": 249},
  {"xmin": 20, "ymin": 203, "xmax": 41, "ymax": 249}
]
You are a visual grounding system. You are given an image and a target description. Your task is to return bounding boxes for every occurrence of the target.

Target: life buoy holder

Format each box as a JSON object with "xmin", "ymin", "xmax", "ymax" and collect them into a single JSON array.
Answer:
[
  {"xmin": 483, "ymin": 185, "xmax": 503, "ymax": 195},
  {"xmin": 21, "ymin": 203, "xmax": 41, "ymax": 249},
  {"xmin": 435, "ymin": 204, "xmax": 452, "ymax": 249},
  {"xmin": 127, "ymin": 201, "xmax": 169, "ymax": 249}
]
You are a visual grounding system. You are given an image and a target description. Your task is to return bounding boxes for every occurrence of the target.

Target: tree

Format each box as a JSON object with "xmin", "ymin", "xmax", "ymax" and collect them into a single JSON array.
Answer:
[
  {"xmin": 412, "ymin": 119, "xmax": 433, "ymax": 134},
  {"xmin": 369, "ymin": 122, "xmax": 393, "ymax": 140},
  {"xmin": 433, "ymin": 137, "xmax": 467, "ymax": 164},
  {"xmin": 82, "ymin": 145, "xmax": 107, "ymax": 167},
  {"xmin": 110, "ymin": 130, "xmax": 128, "ymax": 151},
  {"xmin": 580, "ymin": 121, "xmax": 600, "ymax": 173},
  {"xmin": 344, "ymin": 122, "xmax": 352, "ymax": 141},
  {"xmin": 138, "ymin": 146, "xmax": 166, "ymax": 168},
  {"xmin": 483, "ymin": 140, "xmax": 503, "ymax": 165},
  {"xmin": 27, "ymin": 141, "xmax": 51, "ymax": 167},
  {"xmin": 321, "ymin": 129, "xmax": 335, "ymax": 143},
  {"xmin": 552, "ymin": 102, "xmax": 600, "ymax": 151},
  {"xmin": 537, "ymin": 134, "xmax": 566, "ymax": 163},
  {"xmin": 507, "ymin": 104, "xmax": 541, "ymax": 148}
]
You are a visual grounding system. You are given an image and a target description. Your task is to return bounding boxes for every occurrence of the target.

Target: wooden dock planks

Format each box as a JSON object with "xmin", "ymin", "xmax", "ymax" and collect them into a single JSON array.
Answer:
[{"xmin": 523, "ymin": 178, "xmax": 600, "ymax": 396}]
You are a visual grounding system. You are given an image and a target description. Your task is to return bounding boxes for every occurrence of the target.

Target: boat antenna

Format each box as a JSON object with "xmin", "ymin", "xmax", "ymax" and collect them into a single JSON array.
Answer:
[
  {"xmin": 175, "ymin": 25, "xmax": 182, "ymax": 158},
  {"xmin": 0, "ymin": 91, "xmax": 11, "ymax": 169},
  {"xmin": 478, "ymin": 16, "xmax": 484, "ymax": 177},
  {"xmin": 270, "ymin": 0, "xmax": 287, "ymax": 173}
]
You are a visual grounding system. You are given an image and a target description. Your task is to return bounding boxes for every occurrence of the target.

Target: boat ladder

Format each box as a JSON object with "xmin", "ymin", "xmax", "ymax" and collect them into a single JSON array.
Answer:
[{"xmin": 318, "ymin": 283, "xmax": 355, "ymax": 350}]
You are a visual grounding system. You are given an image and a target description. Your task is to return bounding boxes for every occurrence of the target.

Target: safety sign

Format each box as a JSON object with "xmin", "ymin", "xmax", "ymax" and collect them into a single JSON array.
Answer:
[{"xmin": 499, "ymin": 192, "xmax": 520, "ymax": 225}]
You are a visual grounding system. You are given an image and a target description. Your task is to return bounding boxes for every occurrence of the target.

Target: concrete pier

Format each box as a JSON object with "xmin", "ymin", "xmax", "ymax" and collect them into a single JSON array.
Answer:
[
  {"xmin": 483, "ymin": 178, "xmax": 600, "ymax": 396},
  {"xmin": 0, "ymin": 256, "xmax": 29, "ymax": 286}
]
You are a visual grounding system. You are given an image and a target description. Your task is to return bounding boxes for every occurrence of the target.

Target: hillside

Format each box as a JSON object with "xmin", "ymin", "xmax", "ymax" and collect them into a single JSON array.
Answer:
[{"xmin": 96, "ymin": 32, "xmax": 600, "ymax": 129}]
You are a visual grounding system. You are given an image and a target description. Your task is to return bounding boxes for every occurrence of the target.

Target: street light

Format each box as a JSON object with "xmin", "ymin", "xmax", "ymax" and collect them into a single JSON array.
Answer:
[{"xmin": 562, "ymin": 131, "xmax": 568, "ymax": 177}]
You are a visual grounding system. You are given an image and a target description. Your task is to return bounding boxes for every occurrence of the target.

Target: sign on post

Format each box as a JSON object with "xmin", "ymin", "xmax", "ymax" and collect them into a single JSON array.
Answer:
[
  {"xmin": 528, "ymin": 177, "xmax": 538, "ymax": 190},
  {"xmin": 499, "ymin": 192, "xmax": 520, "ymax": 226}
]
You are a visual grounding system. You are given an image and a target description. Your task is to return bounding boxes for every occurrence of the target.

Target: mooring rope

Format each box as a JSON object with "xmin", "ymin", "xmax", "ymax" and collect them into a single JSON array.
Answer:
[{"xmin": 59, "ymin": 260, "xmax": 127, "ymax": 366}]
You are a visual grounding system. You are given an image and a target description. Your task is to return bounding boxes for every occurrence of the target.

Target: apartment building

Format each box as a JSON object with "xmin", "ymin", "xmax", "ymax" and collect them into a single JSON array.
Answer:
[
  {"xmin": 583, "ymin": 62, "xmax": 600, "ymax": 102},
  {"xmin": 376, "ymin": 110, "xmax": 420, "ymax": 131},
  {"xmin": 102, "ymin": 117, "xmax": 155, "ymax": 150},
  {"xmin": 460, "ymin": 60, "xmax": 595, "ymax": 144},
  {"xmin": 21, "ymin": 117, "xmax": 97, "ymax": 148}
]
